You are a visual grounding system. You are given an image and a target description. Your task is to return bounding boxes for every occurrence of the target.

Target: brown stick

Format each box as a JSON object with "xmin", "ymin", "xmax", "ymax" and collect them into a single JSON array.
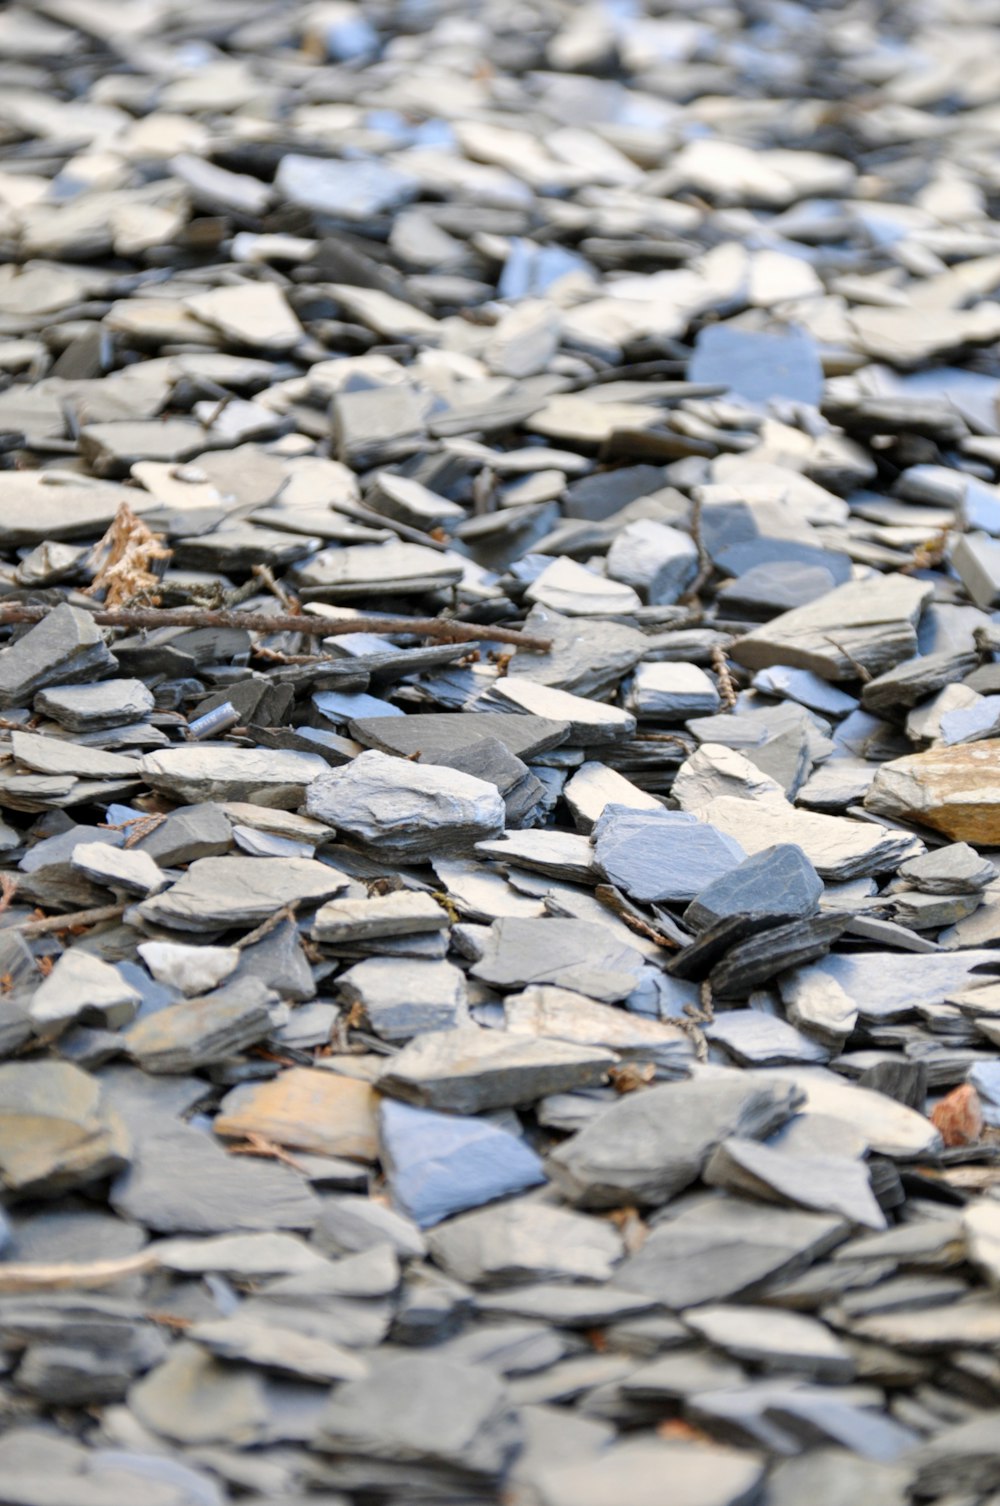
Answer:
[
  {"xmin": 0, "ymin": 603, "xmax": 552, "ymax": 652},
  {"xmin": 16, "ymin": 902, "xmax": 127, "ymax": 936},
  {"xmin": 0, "ymin": 1250, "xmax": 159, "ymax": 1293}
]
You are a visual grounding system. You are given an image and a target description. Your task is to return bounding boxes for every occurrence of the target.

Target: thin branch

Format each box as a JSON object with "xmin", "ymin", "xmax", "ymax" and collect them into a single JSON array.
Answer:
[
  {"xmin": 0, "ymin": 1250, "xmax": 159, "ymax": 1293},
  {"xmin": 15, "ymin": 902, "xmax": 127, "ymax": 936},
  {"xmin": 0, "ymin": 603, "xmax": 552, "ymax": 653}
]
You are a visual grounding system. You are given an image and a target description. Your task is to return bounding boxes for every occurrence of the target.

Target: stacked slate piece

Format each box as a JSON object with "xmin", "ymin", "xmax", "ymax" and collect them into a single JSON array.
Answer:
[{"xmin": 5, "ymin": 1, "xmax": 1000, "ymax": 1503}]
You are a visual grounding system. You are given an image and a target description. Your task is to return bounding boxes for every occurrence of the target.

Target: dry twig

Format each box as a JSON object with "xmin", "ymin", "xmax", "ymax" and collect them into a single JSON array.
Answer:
[{"xmin": 0, "ymin": 602, "xmax": 552, "ymax": 652}]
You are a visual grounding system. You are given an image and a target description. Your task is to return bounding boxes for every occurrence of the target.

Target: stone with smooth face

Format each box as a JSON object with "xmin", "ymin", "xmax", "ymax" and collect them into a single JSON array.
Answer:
[
  {"xmin": 140, "ymin": 746, "xmax": 329, "ymax": 806},
  {"xmin": 312, "ymin": 891, "xmax": 446, "ymax": 944},
  {"xmin": 137, "ymin": 856, "xmax": 348, "ymax": 932},
  {"xmin": 137, "ymin": 941, "xmax": 239, "ymax": 996},
  {"xmin": 379, "ymin": 1099, "xmax": 546, "ymax": 1228},
  {"xmin": 337, "ymin": 957, "xmax": 468, "ymax": 1041},
  {"xmin": 731, "ymin": 576, "xmax": 933, "ymax": 681},
  {"xmin": 592, "ymin": 805, "xmax": 747, "ymax": 903},
  {"xmin": 704, "ymin": 1136, "xmax": 886, "ymax": 1229},
  {"xmin": 124, "ymin": 980, "xmax": 276, "ymax": 1073},
  {"xmin": 470, "ymin": 917, "xmax": 645, "ymax": 1002},
  {"xmin": 684, "ymin": 843, "xmax": 823, "ymax": 932},
  {"xmin": 563, "ymin": 761, "xmax": 661, "ymax": 832},
  {"xmin": 618, "ymin": 1196, "xmax": 846, "ymax": 1309},
  {"xmin": 305, "ymin": 748, "xmax": 505, "ymax": 859},
  {"xmin": 0, "ymin": 604, "xmax": 117, "ymax": 710},
  {"xmin": 34, "ymin": 678, "xmax": 154, "ymax": 730},
  {"xmin": 547, "ymin": 1074, "xmax": 801, "ymax": 1208},
  {"xmin": 505, "ymin": 985, "xmax": 692, "ymax": 1065},
  {"xmin": 695, "ymin": 794, "xmax": 921, "ymax": 882},
  {"xmin": 605, "ymin": 519, "xmax": 699, "ymax": 604},
  {"xmin": 683, "ymin": 1304, "xmax": 854, "ymax": 1380},
  {"xmin": 214, "ymin": 1068, "xmax": 378, "ymax": 1161},
  {"xmin": 70, "ymin": 841, "xmax": 166, "ymax": 896},
  {"xmin": 865, "ymin": 740, "xmax": 1000, "ymax": 841},
  {"xmin": 629, "ymin": 661, "xmax": 721, "ymax": 720},
  {"xmin": 427, "ymin": 1201, "xmax": 623, "ymax": 1285},
  {"xmin": 0, "ymin": 1061, "xmax": 129, "ymax": 1196},
  {"xmin": 377, "ymin": 1026, "xmax": 615, "ymax": 1113},
  {"xmin": 525, "ymin": 556, "xmax": 642, "ymax": 616},
  {"xmin": 29, "ymin": 949, "xmax": 140, "ymax": 1035},
  {"xmin": 318, "ymin": 1354, "xmax": 518, "ymax": 1478},
  {"xmin": 484, "ymin": 676, "xmax": 635, "ymax": 744},
  {"xmin": 533, "ymin": 1437, "xmax": 765, "ymax": 1506}
]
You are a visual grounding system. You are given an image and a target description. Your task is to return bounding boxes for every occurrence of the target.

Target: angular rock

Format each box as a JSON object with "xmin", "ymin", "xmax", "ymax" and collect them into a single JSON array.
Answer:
[
  {"xmin": 305, "ymin": 749, "xmax": 505, "ymax": 859},
  {"xmin": 547, "ymin": 1074, "xmax": 801, "ymax": 1207}
]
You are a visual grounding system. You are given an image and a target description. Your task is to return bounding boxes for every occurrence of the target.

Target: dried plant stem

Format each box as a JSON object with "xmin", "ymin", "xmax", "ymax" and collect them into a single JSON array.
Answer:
[{"xmin": 0, "ymin": 603, "xmax": 552, "ymax": 652}]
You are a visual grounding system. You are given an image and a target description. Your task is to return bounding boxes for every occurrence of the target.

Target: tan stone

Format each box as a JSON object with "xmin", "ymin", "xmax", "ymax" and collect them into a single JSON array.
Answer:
[
  {"xmin": 864, "ymin": 740, "xmax": 1000, "ymax": 842},
  {"xmin": 214, "ymin": 1067, "xmax": 378, "ymax": 1161}
]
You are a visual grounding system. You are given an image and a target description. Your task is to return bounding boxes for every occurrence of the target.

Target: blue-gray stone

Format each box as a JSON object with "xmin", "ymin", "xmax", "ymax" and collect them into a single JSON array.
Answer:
[
  {"xmin": 380, "ymin": 1099, "xmax": 546, "ymax": 1228},
  {"xmin": 969, "ymin": 1062, "xmax": 1000, "ymax": 1126},
  {"xmin": 684, "ymin": 843, "xmax": 823, "ymax": 933},
  {"xmin": 592, "ymin": 805, "xmax": 746, "ymax": 904},
  {"xmin": 689, "ymin": 323, "xmax": 823, "ymax": 409}
]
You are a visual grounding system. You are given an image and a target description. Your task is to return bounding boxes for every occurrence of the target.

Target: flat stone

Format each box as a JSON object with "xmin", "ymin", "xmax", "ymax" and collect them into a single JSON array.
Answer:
[
  {"xmin": 29, "ymin": 949, "xmax": 140, "ymax": 1035},
  {"xmin": 533, "ymin": 1438, "xmax": 765, "ymax": 1506},
  {"xmin": 865, "ymin": 740, "xmax": 1000, "ymax": 841},
  {"xmin": 137, "ymin": 942, "xmax": 239, "ymax": 996},
  {"xmin": 110, "ymin": 1120, "xmax": 318, "ymax": 1235},
  {"xmin": 605, "ymin": 520, "xmax": 699, "ymax": 604},
  {"xmin": 684, "ymin": 843, "xmax": 824, "ymax": 932},
  {"xmin": 630, "ymin": 662, "xmax": 721, "ymax": 720},
  {"xmin": 683, "ymin": 1304, "xmax": 854, "ymax": 1380},
  {"xmin": 694, "ymin": 795, "xmax": 921, "ymax": 882},
  {"xmin": 377, "ymin": 1025, "xmax": 615, "ymax": 1113},
  {"xmin": 184, "ymin": 284, "xmax": 302, "ymax": 352},
  {"xmin": 379, "ymin": 1098, "xmax": 545, "ymax": 1228},
  {"xmin": 593, "ymin": 805, "xmax": 747, "ymax": 904},
  {"xmin": 35, "ymin": 679, "xmax": 154, "ymax": 730},
  {"xmin": 124, "ymin": 979, "xmax": 277, "ymax": 1073},
  {"xmin": 71, "ymin": 841, "xmax": 165, "ymax": 897},
  {"xmin": 0, "ymin": 605, "xmax": 116, "ymax": 709},
  {"xmin": 137, "ymin": 856, "xmax": 347, "ymax": 932},
  {"xmin": 484, "ymin": 676, "xmax": 635, "ymax": 744},
  {"xmin": 318, "ymin": 1354, "xmax": 517, "ymax": 1479},
  {"xmin": 338, "ymin": 957, "xmax": 468, "ymax": 1041},
  {"xmin": 312, "ymin": 891, "xmax": 446, "ymax": 943},
  {"xmin": 704, "ymin": 1136, "xmax": 886, "ymax": 1229},
  {"xmin": 350, "ymin": 711, "xmax": 568, "ymax": 762},
  {"xmin": 525, "ymin": 556, "xmax": 642, "ymax": 616},
  {"xmin": 275, "ymin": 155, "xmax": 418, "ymax": 219},
  {"xmin": 128, "ymin": 1340, "xmax": 269, "ymax": 1446},
  {"xmin": 427, "ymin": 1201, "xmax": 622, "ymax": 1285},
  {"xmin": 705, "ymin": 1011, "xmax": 831, "ymax": 1067},
  {"xmin": 759, "ymin": 1066, "xmax": 942, "ymax": 1156},
  {"xmin": 707, "ymin": 913, "xmax": 849, "ymax": 998},
  {"xmin": 690, "ymin": 323, "xmax": 823, "ymax": 408},
  {"xmin": 305, "ymin": 748, "xmax": 505, "ymax": 859},
  {"xmin": 141, "ymin": 746, "xmax": 328, "ymax": 806},
  {"xmin": 0, "ymin": 1061, "xmax": 128, "ymax": 1196},
  {"xmin": 563, "ymin": 761, "xmax": 662, "ymax": 832},
  {"xmin": 732, "ymin": 577, "xmax": 933, "ymax": 681},
  {"xmin": 505, "ymin": 985, "xmax": 692, "ymax": 1067},
  {"xmin": 547, "ymin": 1074, "xmax": 801, "ymax": 1208},
  {"xmin": 190, "ymin": 1314, "xmax": 367, "ymax": 1385},
  {"xmin": 470, "ymin": 917, "xmax": 645, "ymax": 1002},
  {"xmin": 617, "ymin": 1197, "xmax": 847, "ymax": 1308}
]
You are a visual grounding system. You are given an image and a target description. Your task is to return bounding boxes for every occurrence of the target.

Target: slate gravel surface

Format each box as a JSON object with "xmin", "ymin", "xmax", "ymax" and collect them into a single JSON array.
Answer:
[{"xmin": 5, "ymin": 0, "xmax": 1000, "ymax": 1503}]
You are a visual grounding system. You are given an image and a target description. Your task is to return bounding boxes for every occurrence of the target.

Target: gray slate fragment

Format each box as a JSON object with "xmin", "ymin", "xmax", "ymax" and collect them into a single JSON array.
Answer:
[
  {"xmin": 305, "ymin": 748, "xmax": 505, "ymax": 859},
  {"xmin": 547, "ymin": 1074, "xmax": 802, "ymax": 1207},
  {"xmin": 732, "ymin": 577, "xmax": 933, "ymax": 681},
  {"xmin": 470, "ymin": 917, "xmax": 645, "ymax": 1002},
  {"xmin": 0, "ymin": 604, "xmax": 116, "ymax": 709},
  {"xmin": 338, "ymin": 957, "xmax": 468, "ymax": 1041},
  {"xmin": 125, "ymin": 978, "xmax": 277, "ymax": 1073},
  {"xmin": 137, "ymin": 857, "xmax": 347, "ymax": 932},
  {"xmin": 378, "ymin": 1025, "xmax": 615, "ymax": 1112},
  {"xmin": 684, "ymin": 843, "xmax": 823, "ymax": 932},
  {"xmin": 110, "ymin": 1121, "xmax": 318, "ymax": 1234},
  {"xmin": 704, "ymin": 1136, "xmax": 886, "ymax": 1229},
  {"xmin": 35, "ymin": 678, "xmax": 154, "ymax": 730},
  {"xmin": 593, "ymin": 805, "xmax": 746, "ymax": 904},
  {"xmin": 350, "ymin": 712, "xmax": 568, "ymax": 761},
  {"xmin": 427, "ymin": 1201, "xmax": 622, "ymax": 1285},
  {"xmin": 318, "ymin": 1354, "xmax": 519, "ymax": 1479},
  {"xmin": 380, "ymin": 1099, "xmax": 545, "ymax": 1228}
]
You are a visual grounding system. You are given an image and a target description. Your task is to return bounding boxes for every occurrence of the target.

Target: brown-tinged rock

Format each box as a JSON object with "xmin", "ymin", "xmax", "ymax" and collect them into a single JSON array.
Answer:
[
  {"xmin": 214, "ymin": 1067, "xmax": 378, "ymax": 1161},
  {"xmin": 864, "ymin": 740, "xmax": 1000, "ymax": 841}
]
